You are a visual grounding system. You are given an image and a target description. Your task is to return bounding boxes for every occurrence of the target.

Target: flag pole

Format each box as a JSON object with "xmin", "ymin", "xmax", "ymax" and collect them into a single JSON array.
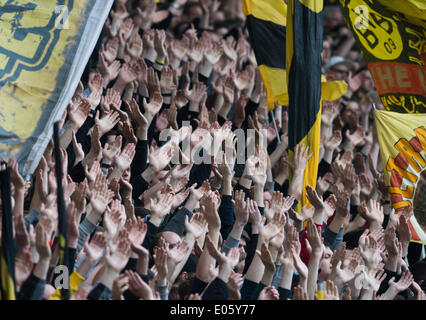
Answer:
[
  {"xmin": 53, "ymin": 122, "xmax": 70, "ymax": 300},
  {"xmin": 270, "ymin": 110, "xmax": 281, "ymax": 143}
]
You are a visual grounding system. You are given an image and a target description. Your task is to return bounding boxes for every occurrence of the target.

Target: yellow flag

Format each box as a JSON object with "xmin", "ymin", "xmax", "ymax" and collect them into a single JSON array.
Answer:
[
  {"xmin": 242, "ymin": 0, "xmax": 288, "ymax": 110},
  {"xmin": 0, "ymin": 0, "xmax": 113, "ymax": 176},
  {"xmin": 375, "ymin": 110, "xmax": 426, "ymax": 244}
]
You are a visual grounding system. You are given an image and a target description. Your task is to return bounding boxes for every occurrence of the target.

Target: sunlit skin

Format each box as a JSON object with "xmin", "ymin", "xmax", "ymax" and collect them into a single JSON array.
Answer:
[{"xmin": 2, "ymin": 0, "xmax": 421, "ymax": 302}]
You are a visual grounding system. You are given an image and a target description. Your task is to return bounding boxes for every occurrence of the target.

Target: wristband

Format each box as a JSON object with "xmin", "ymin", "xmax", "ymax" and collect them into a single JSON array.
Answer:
[{"xmin": 155, "ymin": 59, "xmax": 165, "ymax": 65}]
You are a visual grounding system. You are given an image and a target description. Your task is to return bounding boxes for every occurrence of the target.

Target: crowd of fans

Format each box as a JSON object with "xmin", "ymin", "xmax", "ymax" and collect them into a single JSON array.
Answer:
[{"xmin": 2, "ymin": 0, "xmax": 425, "ymax": 300}]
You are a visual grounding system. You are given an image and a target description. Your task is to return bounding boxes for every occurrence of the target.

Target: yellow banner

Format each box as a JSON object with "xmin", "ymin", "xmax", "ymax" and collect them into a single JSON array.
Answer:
[
  {"xmin": 375, "ymin": 110, "xmax": 426, "ymax": 244},
  {"xmin": 0, "ymin": 0, "xmax": 113, "ymax": 176},
  {"xmin": 340, "ymin": 0, "xmax": 426, "ymax": 113}
]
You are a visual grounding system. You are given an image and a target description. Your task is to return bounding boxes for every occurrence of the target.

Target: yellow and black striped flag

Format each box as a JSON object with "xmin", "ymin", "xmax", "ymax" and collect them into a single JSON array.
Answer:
[
  {"xmin": 287, "ymin": 0, "xmax": 323, "ymax": 209},
  {"xmin": 0, "ymin": 167, "xmax": 16, "ymax": 300},
  {"xmin": 242, "ymin": 0, "xmax": 288, "ymax": 110}
]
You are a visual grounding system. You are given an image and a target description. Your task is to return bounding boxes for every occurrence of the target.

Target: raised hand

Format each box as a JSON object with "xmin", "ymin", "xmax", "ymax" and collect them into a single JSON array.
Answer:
[
  {"xmin": 293, "ymin": 285, "xmax": 309, "ymax": 300},
  {"xmin": 200, "ymin": 191, "xmax": 221, "ymax": 230},
  {"xmin": 111, "ymin": 274, "xmax": 129, "ymax": 300},
  {"xmin": 204, "ymin": 41, "xmax": 222, "ymax": 65},
  {"xmin": 125, "ymin": 98, "xmax": 148, "ymax": 140},
  {"xmin": 306, "ymin": 219, "xmax": 323, "ymax": 256},
  {"xmin": 247, "ymin": 198, "xmax": 262, "ymax": 234},
  {"xmin": 233, "ymin": 70, "xmax": 251, "ymax": 91},
  {"xmin": 113, "ymin": 142, "xmax": 136, "ymax": 172},
  {"xmin": 205, "ymin": 235, "xmax": 239, "ymax": 269},
  {"xmin": 100, "ymin": 88, "xmax": 122, "ymax": 113},
  {"xmin": 331, "ymin": 162, "xmax": 358, "ymax": 195},
  {"xmin": 222, "ymin": 37, "xmax": 237, "ymax": 61},
  {"xmin": 149, "ymin": 142, "xmax": 174, "ymax": 172},
  {"xmin": 68, "ymin": 100, "xmax": 91, "ymax": 129},
  {"xmin": 290, "ymin": 143, "xmax": 313, "ymax": 174},
  {"xmin": 411, "ymin": 281, "xmax": 426, "ymax": 300},
  {"xmin": 35, "ymin": 223, "xmax": 51, "ymax": 260},
  {"xmin": 174, "ymin": 90, "xmax": 188, "ymax": 109},
  {"xmin": 321, "ymin": 100, "xmax": 341, "ymax": 127},
  {"xmin": 149, "ymin": 186, "xmax": 174, "ymax": 222},
  {"xmin": 227, "ymin": 272, "xmax": 244, "ymax": 300},
  {"xmin": 334, "ymin": 189, "xmax": 349, "ymax": 219},
  {"xmin": 264, "ymin": 192, "xmax": 295, "ymax": 221},
  {"xmin": 232, "ymin": 189, "xmax": 249, "ymax": 225},
  {"xmin": 160, "ymin": 66, "xmax": 176, "ymax": 94},
  {"xmin": 102, "ymin": 135, "xmax": 122, "ymax": 165},
  {"xmin": 185, "ymin": 82, "xmax": 207, "ymax": 111},
  {"xmin": 116, "ymin": 62, "xmax": 139, "ymax": 88},
  {"xmin": 185, "ymin": 213, "xmax": 208, "ymax": 239},
  {"xmin": 359, "ymin": 173, "xmax": 373, "ymax": 202},
  {"xmin": 223, "ymin": 76, "xmax": 235, "ymax": 104},
  {"xmin": 345, "ymin": 125, "xmax": 365, "ymax": 149},
  {"xmin": 125, "ymin": 216, "xmax": 147, "ymax": 246},
  {"xmin": 66, "ymin": 201, "xmax": 80, "ymax": 248},
  {"xmin": 126, "ymin": 32, "xmax": 143, "ymax": 59},
  {"xmin": 258, "ymin": 286, "xmax": 280, "ymax": 300},
  {"xmin": 153, "ymin": 245, "xmax": 168, "ymax": 284},
  {"xmin": 358, "ymin": 199, "xmax": 384, "ymax": 231},
  {"xmin": 324, "ymin": 280, "xmax": 339, "ymax": 300},
  {"xmin": 95, "ymin": 110, "xmax": 120, "ymax": 137},
  {"xmin": 105, "ymin": 237, "xmax": 132, "ymax": 273},
  {"xmin": 305, "ymin": 185, "xmax": 325, "ymax": 211},
  {"xmin": 109, "ymin": 58, "xmax": 122, "ymax": 80},
  {"xmin": 187, "ymin": 41, "xmax": 204, "ymax": 63},
  {"xmin": 102, "ymin": 37, "xmax": 119, "ymax": 63},
  {"xmin": 170, "ymin": 38, "xmax": 189, "ymax": 64},
  {"xmin": 324, "ymin": 130, "xmax": 342, "ymax": 151},
  {"xmin": 89, "ymin": 173, "xmax": 109, "ymax": 216},
  {"xmin": 363, "ymin": 266, "xmax": 386, "ymax": 293},
  {"xmin": 384, "ymin": 226, "xmax": 399, "ymax": 258},
  {"xmin": 125, "ymin": 269, "xmax": 156, "ymax": 300},
  {"xmin": 118, "ymin": 17, "xmax": 134, "ymax": 44},
  {"xmin": 104, "ymin": 207, "xmax": 126, "ymax": 244},
  {"xmin": 291, "ymin": 242, "xmax": 308, "ymax": 284},
  {"xmin": 259, "ymin": 212, "xmax": 285, "ymax": 244},
  {"xmin": 359, "ymin": 233, "xmax": 381, "ymax": 270},
  {"xmin": 84, "ymin": 232, "xmax": 107, "ymax": 262},
  {"xmin": 154, "ymin": 29, "xmax": 167, "ymax": 60},
  {"xmin": 256, "ymin": 242, "xmax": 276, "ymax": 273},
  {"xmin": 384, "ymin": 269, "xmax": 414, "ymax": 300},
  {"xmin": 143, "ymin": 91, "xmax": 163, "ymax": 123},
  {"xmin": 9, "ymin": 156, "xmax": 25, "ymax": 191},
  {"xmin": 15, "ymin": 250, "xmax": 33, "ymax": 289}
]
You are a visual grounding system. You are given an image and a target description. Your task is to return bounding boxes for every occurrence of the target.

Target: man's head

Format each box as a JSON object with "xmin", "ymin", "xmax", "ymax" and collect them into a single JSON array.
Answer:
[
  {"xmin": 182, "ymin": 2, "xmax": 203, "ymax": 23},
  {"xmin": 325, "ymin": 56, "xmax": 352, "ymax": 81},
  {"xmin": 323, "ymin": 6, "xmax": 343, "ymax": 31},
  {"xmin": 158, "ymin": 231, "xmax": 182, "ymax": 249},
  {"xmin": 342, "ymin": 100, "xmax": 359, "ymax": 128},
  {"xmin": 318, "ymin": 246, "xmax": 333, "ymax": 281}
]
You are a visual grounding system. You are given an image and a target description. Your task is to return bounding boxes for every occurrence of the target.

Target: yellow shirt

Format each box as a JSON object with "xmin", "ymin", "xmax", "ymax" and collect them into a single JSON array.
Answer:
[{"xmin": 48, "ymin": 271, "xmax": 85, "ymax": 300}]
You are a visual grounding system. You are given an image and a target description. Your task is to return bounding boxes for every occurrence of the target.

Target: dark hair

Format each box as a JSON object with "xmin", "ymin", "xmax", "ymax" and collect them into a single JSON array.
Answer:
[
  {"xmin": 343, "ymin": 227, "xmax": 366, "ymax": 249},
  {"xmin": 409, "ymin": 261, "xmax": 426, "ymax": 292},
  {"xmin": 182, "ymin": 1, "xmax": 201, "ymax": 16},
  {"xmin": 178, "ymin": 272, "xmax": 196, "ymax": 299}
]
